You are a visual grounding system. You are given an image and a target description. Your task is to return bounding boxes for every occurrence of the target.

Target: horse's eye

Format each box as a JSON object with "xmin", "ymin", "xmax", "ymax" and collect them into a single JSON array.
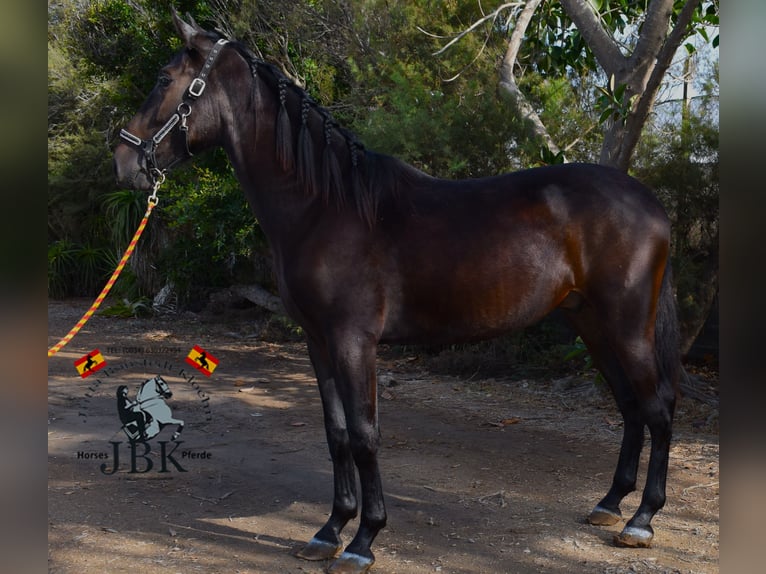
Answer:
[{"xmin": 157, "ymin": 75, "xmax": 172, "ymax": 88}]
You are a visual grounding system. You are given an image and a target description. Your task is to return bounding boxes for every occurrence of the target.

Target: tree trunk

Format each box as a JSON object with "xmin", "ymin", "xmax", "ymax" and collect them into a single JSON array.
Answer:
[{"xmin": 559, "ymin": 0, "xmax": 702, "ymax": 170}]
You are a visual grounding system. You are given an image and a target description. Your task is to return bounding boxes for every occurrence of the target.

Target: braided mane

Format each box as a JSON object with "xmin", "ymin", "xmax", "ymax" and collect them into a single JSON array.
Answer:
[{"xmin": 221, "ymin": 39, "xmax": 425, "ymax": 227}]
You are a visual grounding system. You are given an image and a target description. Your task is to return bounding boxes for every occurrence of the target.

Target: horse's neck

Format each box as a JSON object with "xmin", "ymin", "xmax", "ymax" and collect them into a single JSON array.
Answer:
[
  {"xmin": 222, "ymin": 114, "xmax": 328, "ymax": 251},
  {"xmin": 217, "ymin": 66, "xmax": 359, "ymax": 251}
]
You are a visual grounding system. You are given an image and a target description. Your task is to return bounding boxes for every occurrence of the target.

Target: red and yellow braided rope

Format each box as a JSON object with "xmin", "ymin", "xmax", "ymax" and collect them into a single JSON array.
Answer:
[{"xmin": 47, "ymin": 198, "xmax": 158, "ymax": 357}]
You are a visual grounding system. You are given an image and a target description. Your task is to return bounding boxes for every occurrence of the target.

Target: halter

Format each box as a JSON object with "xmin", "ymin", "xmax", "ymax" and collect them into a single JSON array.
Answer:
[{"xmin": 119, "ymin": 38, "xmax": 229, "ymax": 185}]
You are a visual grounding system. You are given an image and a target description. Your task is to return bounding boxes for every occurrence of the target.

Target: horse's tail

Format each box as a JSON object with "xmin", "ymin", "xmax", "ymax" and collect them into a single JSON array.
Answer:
[{"xmin": 655, "ymin": 258, "xmax": 681, "ymax": 394}]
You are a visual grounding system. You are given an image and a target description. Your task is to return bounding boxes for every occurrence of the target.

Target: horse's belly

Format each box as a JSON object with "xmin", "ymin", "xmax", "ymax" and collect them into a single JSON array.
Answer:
[{"xmin": 382, "ymin": 267, "xmax": 565, "ymax": 345}]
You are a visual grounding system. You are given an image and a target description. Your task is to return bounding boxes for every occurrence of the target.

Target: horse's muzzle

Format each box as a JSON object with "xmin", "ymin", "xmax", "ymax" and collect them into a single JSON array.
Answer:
[{"xmin": 113, "ymin": 144, "xmax": 154, "ymax": 191}]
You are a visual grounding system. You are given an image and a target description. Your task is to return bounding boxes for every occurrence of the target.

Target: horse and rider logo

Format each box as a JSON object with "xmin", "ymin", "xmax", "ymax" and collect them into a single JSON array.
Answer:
[{"xmin": 116, "ymin": 375, "xmax": 184, "ymax": 442}]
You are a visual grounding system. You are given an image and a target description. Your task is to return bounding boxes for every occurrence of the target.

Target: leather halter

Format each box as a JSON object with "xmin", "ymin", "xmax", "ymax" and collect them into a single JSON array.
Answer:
[{"xmin": 119, "ymin": 38, "xmax": 229, "ymax": 184}]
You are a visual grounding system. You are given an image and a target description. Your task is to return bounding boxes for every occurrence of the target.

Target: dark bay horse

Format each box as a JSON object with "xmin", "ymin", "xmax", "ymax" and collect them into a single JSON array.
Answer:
[{"xmin": 114, "ymin": 9, "xmax": 680, "ymax": 573}]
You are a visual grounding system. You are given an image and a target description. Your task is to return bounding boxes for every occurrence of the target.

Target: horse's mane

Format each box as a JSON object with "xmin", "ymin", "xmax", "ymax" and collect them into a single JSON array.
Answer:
[{"xmin": 219, "ymin": 38, "xmax": 427, "ymax": 227}]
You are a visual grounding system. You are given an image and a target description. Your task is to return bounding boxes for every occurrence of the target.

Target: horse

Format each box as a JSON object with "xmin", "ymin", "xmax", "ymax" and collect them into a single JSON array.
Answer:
[
  {"xmin": 113, "ymin": 9, "xmax": 681, "ymax": 573},
  {"xmin": 130, "ymin": 376, "xmax": 184, "ymax": 441}
]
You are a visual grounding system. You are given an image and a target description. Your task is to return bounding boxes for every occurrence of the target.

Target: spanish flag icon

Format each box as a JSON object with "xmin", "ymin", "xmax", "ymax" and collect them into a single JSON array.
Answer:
[
  {"xmin": 74, "ymin": 349, "xmax": 106, "ymax": 378},
  {"xmin": 185, "ymin": 345, "xmax": 219, "ymax": 377}
]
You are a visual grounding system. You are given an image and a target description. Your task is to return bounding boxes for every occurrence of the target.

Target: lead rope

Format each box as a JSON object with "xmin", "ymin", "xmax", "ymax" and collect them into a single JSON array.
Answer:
[{"xmin": 47, "ymin": 186, "xmax": 161, "ymax": 358}]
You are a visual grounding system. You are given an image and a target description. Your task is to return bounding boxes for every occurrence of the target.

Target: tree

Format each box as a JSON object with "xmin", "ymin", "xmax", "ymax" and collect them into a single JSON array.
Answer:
[{"xmin": 431, "ymin": 0, "xmax": 719, "ymax": 170}]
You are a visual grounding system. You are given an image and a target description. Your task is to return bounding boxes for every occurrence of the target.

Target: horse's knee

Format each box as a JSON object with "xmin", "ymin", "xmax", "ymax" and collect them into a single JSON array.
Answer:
[
  {"xmin": 348, "ymin": 425, "xmax": 380, "ymax": 464},
  {"xmin": 325, "ymin": 425, "xmax": 352, "ymax": 457}
]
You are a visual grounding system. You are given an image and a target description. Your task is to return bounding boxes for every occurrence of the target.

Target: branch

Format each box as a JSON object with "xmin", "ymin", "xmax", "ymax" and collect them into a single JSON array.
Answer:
[
  {"xmin": 207, "ymin": 283, "xmax": 286, "ymax": 316},
  {"xmin": 559, "ymin": 0, "xmax": 625, "ymax": 76},
  {"xmin": 614, "ymin": 0, "xmax": 703, "ymax": 168},
  {"xmin": 427, "ymin": 2, "xmax": 523, "ymax": 56},
  {"xmin": 644, "ymin": 0, "xmax": 703, "ymax": 96},
  {"xmin": 501, "ymin": 0, "xmax": 541, "ymax": 67},
  {"xmin": 629, "ymin": 0, "xmax": 677, "ymax": 71},
  {"xmin": 497, "ymin": 0, "xmax": 561, "ymax": 156}
]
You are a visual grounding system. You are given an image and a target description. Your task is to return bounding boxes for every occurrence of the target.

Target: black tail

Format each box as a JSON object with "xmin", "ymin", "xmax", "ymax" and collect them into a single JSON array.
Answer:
[{"xmin": 655, "ymin": 260, "xmax": 681, "ymax": 392}]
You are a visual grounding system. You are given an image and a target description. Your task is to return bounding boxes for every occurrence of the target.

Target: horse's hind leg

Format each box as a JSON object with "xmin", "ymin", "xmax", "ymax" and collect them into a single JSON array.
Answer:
[
  {"xmin": 609, "ymin": 337, "xmax": 676, "ymax": 548},
  {"xmin": 566, "ymin": 295, "xmax": 678, "ymax": 547},
  {"xmin": 611, "ymin": 262, "xmax": 679, "ymax": 547},
  {"xmin": 564, "ymin": 308, "xmax": 646, "ymax": 527}
]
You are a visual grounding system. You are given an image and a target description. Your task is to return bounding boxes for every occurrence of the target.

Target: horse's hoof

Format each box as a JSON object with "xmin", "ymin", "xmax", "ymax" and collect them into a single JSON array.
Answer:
[
  {"xmin": 327, "ymin": 551, "xmax": 375, "ymax": 574},
  {"xmin": 614, "ymin": 525, "xmax": 654, "ymax": 548},
  {"xmin": 295, "ymin": 537, "xmax": 342, "ymax": 561},
  {"xmin": 588, "ymin": 505, "xmax": 622, "ymax": 526}
]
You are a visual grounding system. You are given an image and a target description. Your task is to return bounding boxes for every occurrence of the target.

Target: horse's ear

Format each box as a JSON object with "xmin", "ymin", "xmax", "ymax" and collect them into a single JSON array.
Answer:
[{"xmin": 171, "ymin": 6, "xmax": 199, "ymax": 48}]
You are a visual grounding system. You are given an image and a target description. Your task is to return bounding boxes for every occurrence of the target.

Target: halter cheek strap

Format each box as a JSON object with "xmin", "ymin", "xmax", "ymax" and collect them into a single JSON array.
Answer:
[{"xmin": 119, "ymin": 38, "xmax": 229, "ymax": 181}]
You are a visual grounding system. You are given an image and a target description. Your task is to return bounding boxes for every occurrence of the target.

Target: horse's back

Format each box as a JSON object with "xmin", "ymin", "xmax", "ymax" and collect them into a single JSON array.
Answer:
[{"xmin": 394, "ymin": 162, "xmax": 664, "ymax": 220}]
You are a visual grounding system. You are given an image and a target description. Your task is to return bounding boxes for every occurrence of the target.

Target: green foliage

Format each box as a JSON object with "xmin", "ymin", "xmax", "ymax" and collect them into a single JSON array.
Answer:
[
  {"xmin": 47, "ymin": 239, "xmax": 78, "ymax": 299},
  {"xmin": 100, "ymin": 296, "xmax": 154, "ymax": 318},
  {"xmin": 595, "ymin": 76, "xmax": 637, "ymax": 125},
  {"xmin": 524, "ymin": 1, "xmax": 596, "ymax": 77},
  {"xmin": 352, "ymin": 59, "xmax": 524, "ymax": 177},
  {"xmin": 47, "ymin": 239, "xmax": 114, "ymax": 299},
  {"xmin": 517, "ymin": 72, "xmax": 601, "ymax": 163},
  {"xmin": 684, "ymin": 0, "xmax": 720, "ymax": 49},
  {"xmin": 341, "ymin": 1, "xmax": 539, "ymax": 176},
  {"xmin": 562, "ymin": 336, "xmax": 592, "ymax": 368},
  {"xmin": 101, "ymin": 189, "xmax": 148, "ymax": 248},
  {"xmin": 153, "ymin": 155, "xmax": 262, "ymax": 305}
]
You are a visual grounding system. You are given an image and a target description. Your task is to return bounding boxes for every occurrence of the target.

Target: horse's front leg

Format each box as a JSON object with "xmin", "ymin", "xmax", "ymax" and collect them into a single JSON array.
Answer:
[
  {"xmin": 296, "ymin": 338, "xmax": 359, "ymax": 562},
  {"xmin": 171, "ymin": 418, "xmax": 185, "ymax": 441},
  {"xmin": 325, "ymin": 331, "xmax": 386, "ymax": 574}
]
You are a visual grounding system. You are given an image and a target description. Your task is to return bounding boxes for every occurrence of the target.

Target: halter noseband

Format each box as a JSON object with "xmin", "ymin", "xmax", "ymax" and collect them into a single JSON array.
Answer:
[{"xmin": 119, "ymin": 38, "xmax": 229, "ymax": 184}]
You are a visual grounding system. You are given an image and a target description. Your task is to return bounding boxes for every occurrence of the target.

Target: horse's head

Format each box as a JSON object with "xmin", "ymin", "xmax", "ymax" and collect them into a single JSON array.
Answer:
[
  {"xmin": 113, "ymin": 8, "xmax": 236, "ymax": 191},
  {"xmin": 137, "ymin": 375, "xmax": 172, "ymax": 400},
  {"xmin": 153, "ymin": 375, "xmax": 173, "ymax": 399}
]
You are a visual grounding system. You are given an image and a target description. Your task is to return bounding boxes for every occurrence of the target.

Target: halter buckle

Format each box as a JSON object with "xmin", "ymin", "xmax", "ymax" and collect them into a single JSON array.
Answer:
[{"xmin": 188, "ymin": 78, "xmax": 206, "ymax": 98}]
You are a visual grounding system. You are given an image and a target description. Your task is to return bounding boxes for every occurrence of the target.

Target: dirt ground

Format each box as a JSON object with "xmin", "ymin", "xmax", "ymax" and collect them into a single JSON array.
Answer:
[{"xmin": 48, "ymin": 298, "xmax": 719, "ymax": 574}]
